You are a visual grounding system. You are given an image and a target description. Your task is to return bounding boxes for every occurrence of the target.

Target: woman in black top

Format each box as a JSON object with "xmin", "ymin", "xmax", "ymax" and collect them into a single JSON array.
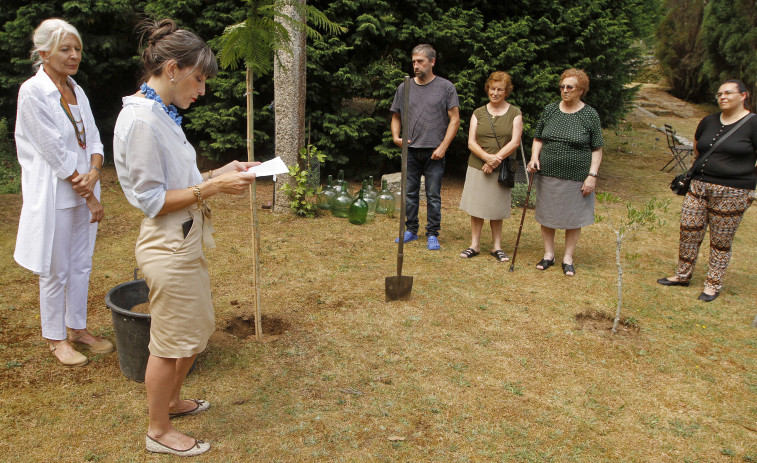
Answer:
[{"xmin": 658, "ymin": 80, "xmax": 756, "ymax": 301}]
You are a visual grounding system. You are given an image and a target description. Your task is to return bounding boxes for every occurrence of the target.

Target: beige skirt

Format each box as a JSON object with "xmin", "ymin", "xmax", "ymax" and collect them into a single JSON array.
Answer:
[
  {"xmin": 135, "ymin": 205, "xmax": 214, "ymax": 358},
  {"xmin": 534, "ymin": 174, "xmax": 594, "ymax": 229},
  {"xmin": 459, "ymin": 166, "xmax": 512, "ymax": 220}
]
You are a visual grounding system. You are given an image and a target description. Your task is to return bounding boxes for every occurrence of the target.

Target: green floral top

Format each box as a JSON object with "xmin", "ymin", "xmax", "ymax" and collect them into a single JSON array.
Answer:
[{"xmin": 534, "ymin": 101, "xmax": 603, "ymax": 181}]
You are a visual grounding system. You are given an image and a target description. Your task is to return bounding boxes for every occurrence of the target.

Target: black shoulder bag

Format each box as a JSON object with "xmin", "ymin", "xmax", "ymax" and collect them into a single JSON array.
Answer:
[
  {"xmin": 670, "ymin": 113, "xmax": 754, "ymax": 195},
  {"xmin": 485, "ymin": 109, "xmax": 516, "ymax": 188}
]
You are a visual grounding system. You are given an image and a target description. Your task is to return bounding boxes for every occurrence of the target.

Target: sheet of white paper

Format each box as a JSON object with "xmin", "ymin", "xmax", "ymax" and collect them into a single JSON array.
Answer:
[{"xmin": 244, "ymin": 156, "xmax": 289, "ymax": 177}]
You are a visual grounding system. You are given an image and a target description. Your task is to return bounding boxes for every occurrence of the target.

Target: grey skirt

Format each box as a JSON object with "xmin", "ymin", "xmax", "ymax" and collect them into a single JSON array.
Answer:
[
  {"xmin": 534, "ymin": 174, "xmax": 594, "ymax": 229},
  {"xmin": 459, "ymin": 166, "xmax": 512, "ymax": 220}
]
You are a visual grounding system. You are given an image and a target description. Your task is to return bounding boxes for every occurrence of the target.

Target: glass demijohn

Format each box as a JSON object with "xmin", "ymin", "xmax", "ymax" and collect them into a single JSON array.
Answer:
[
  {"xmin": 317, "ymin": 175, "xmax": 336, "ymax": 210},
  {"xmin": 331, "ymin": 183, "xmax": 352, "ymax": 218},
  {"xmin": 360, "ymin": 179, "xmax": 377, "ymax": 222},
  {"xmin": 348, "ymin": 189, "xmax": 368, "ymax": 225},
  {"xmin": 376, "ymin": 179, "xmax": 396, "ymax": 217}
]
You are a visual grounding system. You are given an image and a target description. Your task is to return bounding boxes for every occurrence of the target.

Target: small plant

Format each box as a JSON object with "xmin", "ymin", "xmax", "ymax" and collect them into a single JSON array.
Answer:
[
  {"xmin": 511, "ymin": 181, "xmax": 534, "ymax": 209},
  {"xmin": 503, "ymin": 381, "xmax": 524, "ymax": 396},
  {"xmin": 596, "ymin": 192, "xmax": 669, "ymax": 333},
  {"xmin": 5, "ymin": 360, "xmax": 22, "ymax": 369},
  {"xmin": 280, "ymin": 144, "xmax": 326, "ymax": 218},
  {"xmin": 612, "ymin": 120, "xmax": 635, "ymax": 154}
]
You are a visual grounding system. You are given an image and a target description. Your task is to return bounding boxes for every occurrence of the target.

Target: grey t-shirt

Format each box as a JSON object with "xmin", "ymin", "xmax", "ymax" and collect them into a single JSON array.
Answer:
[{"xmin": 390, "ymin": 76, "xmax": 459, "ymax": 149}]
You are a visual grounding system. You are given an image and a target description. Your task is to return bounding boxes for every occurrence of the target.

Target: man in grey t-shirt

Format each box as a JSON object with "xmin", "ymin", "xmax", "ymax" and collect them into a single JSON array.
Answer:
[{"xmin": 390, "ymin": 44, "xmax": 460, "ymax": 250}]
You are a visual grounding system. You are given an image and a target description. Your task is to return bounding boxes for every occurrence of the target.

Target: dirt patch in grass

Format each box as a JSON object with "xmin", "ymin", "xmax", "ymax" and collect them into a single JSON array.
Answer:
[
  {"xmin": 574, "ymin": 308, "xmax": 641, "ymax": 337},
  {"xmin": 221, "ymin": 312, "xmax": 291, "ymax": 339}
]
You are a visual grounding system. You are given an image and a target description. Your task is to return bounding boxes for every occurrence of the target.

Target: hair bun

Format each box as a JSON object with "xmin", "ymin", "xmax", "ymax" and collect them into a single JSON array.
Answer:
[
  {"xmin": 136, "ymin": 16, "xmax": 217, "ymax": 84},
  {"xmin": 147, "ymin": 18, "xmax": 178, "ymax": 45}
]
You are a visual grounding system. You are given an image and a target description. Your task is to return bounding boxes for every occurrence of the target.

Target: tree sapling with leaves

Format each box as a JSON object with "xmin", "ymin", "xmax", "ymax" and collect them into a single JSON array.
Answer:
[{"xmin": 595, "ymin": 192, "xmax": 669, "ymax": 333}]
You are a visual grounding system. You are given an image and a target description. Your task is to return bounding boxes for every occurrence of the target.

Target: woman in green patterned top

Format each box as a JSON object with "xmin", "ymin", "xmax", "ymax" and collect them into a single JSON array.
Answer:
[
  {"xmin": 526, "ymin": 68, "xmax": 603, "ymax": 276},
  {"xmin": 459, "ymin": 71, "xmax": 523, "ymax": 262}
]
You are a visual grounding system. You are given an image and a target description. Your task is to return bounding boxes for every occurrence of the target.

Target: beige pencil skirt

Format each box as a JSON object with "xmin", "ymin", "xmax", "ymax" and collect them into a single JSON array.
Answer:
[
  {"xmin": 135, "ymin": 205, "xmax": 214, "ymax": 358},
  {"xmin": 459, "ymin": 166, "xmax": 512, "ymax": 220}
]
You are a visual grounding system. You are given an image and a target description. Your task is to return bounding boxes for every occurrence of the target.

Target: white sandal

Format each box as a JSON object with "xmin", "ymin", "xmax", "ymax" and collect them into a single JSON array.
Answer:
[
  {"xmin": 145, "ymin": 435, "xmax": 210, "ymax": 456},
  {"xmin": 49, "ymin": 341, "xmax": 88, "ymax": 367}
]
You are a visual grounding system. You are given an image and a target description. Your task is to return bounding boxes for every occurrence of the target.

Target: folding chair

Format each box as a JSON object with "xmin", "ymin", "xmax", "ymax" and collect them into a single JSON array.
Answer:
[{"xmin": 660, "ymin": 124, "xmax": 693, "ymax": 172}]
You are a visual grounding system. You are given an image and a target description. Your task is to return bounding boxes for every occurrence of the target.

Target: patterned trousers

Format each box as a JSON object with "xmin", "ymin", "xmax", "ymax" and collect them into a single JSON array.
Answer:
[{"xmin": 676, "ymin": 179, "xmax": 754, "ymax": 292}]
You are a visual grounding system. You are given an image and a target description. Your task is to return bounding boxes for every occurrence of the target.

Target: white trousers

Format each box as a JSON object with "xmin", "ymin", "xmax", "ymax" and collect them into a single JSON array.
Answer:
[{"xmin": 39, "ymin": 204, "xmax": 97, "ymax": 340}]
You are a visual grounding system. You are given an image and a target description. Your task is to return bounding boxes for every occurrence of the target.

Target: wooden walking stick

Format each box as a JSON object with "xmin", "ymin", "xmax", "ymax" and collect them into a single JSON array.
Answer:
[{"xmin": 509, "ymin": 171, "xmax": 535, "ymax": 272}]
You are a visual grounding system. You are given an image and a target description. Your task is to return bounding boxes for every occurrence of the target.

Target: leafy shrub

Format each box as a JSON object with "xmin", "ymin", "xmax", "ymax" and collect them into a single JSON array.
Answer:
[
  {"xmin": 308, "ymin": 0, "xmax": 659, "ymax": 177},
  {"xmin": 280, "ymin": 144, "xmax": 327, "ymax": 218},
  {"xmin": 701, "ymin": 0, "xmax": 757, "ymax": 110},
  {"xmin": 510, "ymin": 181, "xmax": 534, "ymax": 209},
  {"xmin": 655, "ymin": 0, "xmax": 709, "ymax": 101},
  {"xmin": 0, "ymin": 117, "xmax": 20, "ymax": 194}
]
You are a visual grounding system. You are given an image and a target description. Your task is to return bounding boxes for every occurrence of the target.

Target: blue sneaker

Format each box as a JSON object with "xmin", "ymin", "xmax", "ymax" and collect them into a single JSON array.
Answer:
[
  {"xmin": 395, "ymin": 231, "xmax": 418, "ymax": 243},
  {"xmin": 427, "ymin": 235, "xmax": 440, "ymax": 250}
]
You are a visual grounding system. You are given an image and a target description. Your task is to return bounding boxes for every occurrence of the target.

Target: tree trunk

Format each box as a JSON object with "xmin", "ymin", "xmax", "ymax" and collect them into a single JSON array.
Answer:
[{"xmin": 273, "ymin": 0, "xmax": 307, "ymax": 213}]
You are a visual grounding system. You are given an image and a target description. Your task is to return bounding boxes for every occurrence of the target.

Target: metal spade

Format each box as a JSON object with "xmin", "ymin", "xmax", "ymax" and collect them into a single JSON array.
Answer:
[{"xmin": 385, "ymin": 75, "xmax": 414, "ymax": 301}]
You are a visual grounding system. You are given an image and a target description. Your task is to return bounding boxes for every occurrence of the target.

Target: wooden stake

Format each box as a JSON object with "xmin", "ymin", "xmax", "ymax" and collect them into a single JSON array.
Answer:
[{"xmin": 247, "ymin": 67, "xmax": 263, "ymax": 340}]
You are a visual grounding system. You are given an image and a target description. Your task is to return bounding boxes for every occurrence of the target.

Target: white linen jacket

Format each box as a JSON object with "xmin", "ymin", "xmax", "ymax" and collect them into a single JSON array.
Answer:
[{"xmin": 14, "ymin": 66, "xmax": 103, "ymax": 276}]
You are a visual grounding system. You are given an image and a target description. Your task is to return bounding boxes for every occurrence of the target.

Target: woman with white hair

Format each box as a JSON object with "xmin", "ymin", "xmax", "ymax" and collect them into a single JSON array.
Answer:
[{"xmin": 14, "ymin": 18, "xmax": 112, "ymax": 366}]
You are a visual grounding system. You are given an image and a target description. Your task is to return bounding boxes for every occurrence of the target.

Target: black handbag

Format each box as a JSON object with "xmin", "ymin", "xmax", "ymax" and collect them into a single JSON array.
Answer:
[
  {"xmin": 498, "ymin": 157, "xmax": 517, "ymax": 188},
  {"xmin": 484, "ymin": 109, "xmax": 516, "ymax": 188},
  {"xmin": 670, "ymin": 113, "xmax": 754, "ymax": 196},
  {"xmin": 669, "ymin": 172, "xmax": 690, "ymax": 196}
]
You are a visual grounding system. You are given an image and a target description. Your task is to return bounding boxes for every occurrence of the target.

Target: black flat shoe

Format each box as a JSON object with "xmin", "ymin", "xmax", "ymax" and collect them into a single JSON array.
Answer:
[
  {"xmin": 697, "ymin": 291, "xmax": 719, "ymax": 302},
  {"xmin": 562, "ymin": 262, "xmax": 575, "ymax": 276},
  {"xmin": 657, "ymin": 277, "xmax": 690, "ymax": 287},
  {"xmin": 536, "ymin": 258, "xmax": 555, "ymax": 270}
]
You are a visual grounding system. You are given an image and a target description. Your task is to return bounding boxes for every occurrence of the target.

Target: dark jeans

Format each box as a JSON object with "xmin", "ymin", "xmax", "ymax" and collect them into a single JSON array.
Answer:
[{"xmin": 405, "ymin": 147, "xmax": 444, "ymax": 237}]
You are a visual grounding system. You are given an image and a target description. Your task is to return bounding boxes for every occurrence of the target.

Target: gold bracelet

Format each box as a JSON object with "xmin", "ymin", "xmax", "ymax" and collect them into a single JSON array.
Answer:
[{"xmin": 192, "ymin": 185, "xmax": 203, "ymax": 203}]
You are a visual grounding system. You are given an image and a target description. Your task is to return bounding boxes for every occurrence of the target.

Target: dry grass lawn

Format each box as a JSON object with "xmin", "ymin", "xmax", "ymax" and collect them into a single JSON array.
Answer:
[{"xmin": 0, "ymin": 88, "xmax": 755, "ymax": 462}]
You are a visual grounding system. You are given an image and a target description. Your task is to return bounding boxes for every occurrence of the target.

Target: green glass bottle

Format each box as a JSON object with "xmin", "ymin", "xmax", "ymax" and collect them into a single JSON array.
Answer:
[
  {"xmin": 349, "ymin": 189, "xmax": 368, "ymax": 225},
  {"xmin": 331, "ymin": 184, "xmax": 352, "ymax": 218},
  {"xmin": 361, "ymin": 179, "xmax": 377, "ymax": 222},
  {"xmin": 366, "ymin": 176, "xmax": 378, "ymax": 196},
  {"xmin": 336, "ymin": 169, "xmax": 345, "ymax": 187},
  {"xmin": 317, "ymin": 175, "xmax": 336, "ymax": 210},
  {"xmin": 335, "ymin": 169, "xmax": 353, "ymax": 197},
  {"xmin": 376, "ymin": 179, "xmax": 396, "ymax": 217}
]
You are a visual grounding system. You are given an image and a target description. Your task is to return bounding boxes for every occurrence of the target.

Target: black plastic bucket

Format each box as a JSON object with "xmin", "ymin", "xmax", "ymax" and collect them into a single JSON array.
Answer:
[{"xmin": 106, "ymin": 279, "xmax": 151, "ymax": 382}]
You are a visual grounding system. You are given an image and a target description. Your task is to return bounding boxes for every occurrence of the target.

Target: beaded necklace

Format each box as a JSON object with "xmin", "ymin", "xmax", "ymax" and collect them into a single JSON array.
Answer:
[
  {"xmin": 140, "ymin": 83, "xmax": 182, "ymax": 126},
  {"xmin": 46, "ymin": 70, "xmax": 86, "ymax": 149}
]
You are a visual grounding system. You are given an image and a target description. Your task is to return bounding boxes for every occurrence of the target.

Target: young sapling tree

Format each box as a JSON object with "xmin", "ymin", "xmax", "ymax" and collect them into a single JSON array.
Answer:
[{"xmin": 595, "ymin": 192, "xmax": 669, "ymax": 333}]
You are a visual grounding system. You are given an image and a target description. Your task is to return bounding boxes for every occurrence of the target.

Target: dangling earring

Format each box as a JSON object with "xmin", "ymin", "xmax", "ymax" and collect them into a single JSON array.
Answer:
[
  {"xmin": 45, "ymin": 59, "xmax": 49, "ymax": 63},
  {"xmin": 170, "ymin": 74, "xmax": 175, "ymax": 83}
]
